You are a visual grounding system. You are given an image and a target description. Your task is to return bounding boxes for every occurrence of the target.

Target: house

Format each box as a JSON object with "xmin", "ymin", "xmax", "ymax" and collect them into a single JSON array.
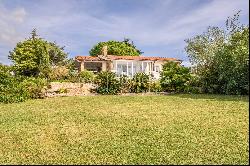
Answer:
[{"xmin": 75, "ymin": 48, "xmax": 182, "ymax": 79}]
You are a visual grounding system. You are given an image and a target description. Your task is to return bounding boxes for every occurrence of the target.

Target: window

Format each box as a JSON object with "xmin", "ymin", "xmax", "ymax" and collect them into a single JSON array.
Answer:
[
  {"xmin": 133, "ymin": 66, "xmax": 136, "ymax": 73},
  {"xmin": 140, "ymin": 62, "xmax": 147, "ymax": 72},
  {"xmin": 122, "ymin": 65, "xmax": 127, "ymax": 73},
  {"xmin": 155, "ymin": 66, "xmax": 159, "ymax": 72},
  {"xmin": 117, "ymin": 64, "xmax": 127, "ymax": 76},
  {"xmin": 116, "ymin": 62, "xmax": 135, "ymax": 77}
]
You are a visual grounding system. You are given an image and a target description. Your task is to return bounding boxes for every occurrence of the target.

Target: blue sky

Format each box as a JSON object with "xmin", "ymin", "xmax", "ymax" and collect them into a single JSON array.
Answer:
[{"xmin": 0, "ymin": 0, "xmax": 249, "ymax": 66}]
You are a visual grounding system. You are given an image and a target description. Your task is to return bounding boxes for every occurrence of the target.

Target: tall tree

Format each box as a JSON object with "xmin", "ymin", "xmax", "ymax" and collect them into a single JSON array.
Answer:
[
  {"xmin": 184, "ymin": 11, "xmax": 249, "ymax": 94},
  {"xmin": 9, "ymin": 29, "xmax": 68, "ymax": 77},
  {"xmin": 214, "ymin": 27, "xmax": 249, "ymax": 94},
  {"xmin": 89, "ymin": 39, "xmax": 143, "ymax": 56}
]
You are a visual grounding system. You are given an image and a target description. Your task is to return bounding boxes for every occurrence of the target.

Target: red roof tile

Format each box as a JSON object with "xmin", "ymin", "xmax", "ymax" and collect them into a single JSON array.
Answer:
[
  {"xmin": 75, "ymin": 55, "xmax": 181, "ymax": 62},
  {"xmin": 75, "ymin": 56, "xmax": 102, "ymax": 61}
]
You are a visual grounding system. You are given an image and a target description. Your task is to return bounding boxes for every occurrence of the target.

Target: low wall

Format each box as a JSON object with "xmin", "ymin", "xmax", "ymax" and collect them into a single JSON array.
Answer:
[{"xmin": 46, "ymin": 82, "xmax": 96, "ymax": 97}]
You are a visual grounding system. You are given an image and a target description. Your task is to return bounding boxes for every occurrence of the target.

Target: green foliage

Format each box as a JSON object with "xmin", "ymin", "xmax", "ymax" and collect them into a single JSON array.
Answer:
[
  {"xmin": 184, "ymin": 26, "xmax": 225, "ymax": 68},
  {"xmin": 0, "ymin": 65, "xmax": 27, "ymax": 103},
  {"xmin": 95, "ymin": 71, "xmax": 121, "ymax": 95},
  {"xmin": 119, "ymin": 75, "xmax": 133, "ymax": 93},
  {"xmin": 78, "ymin": 70, "xmax": 95, "ymax": 83},
  {"xmin": 0, "ymin": 77, "xmax": 30, "ymax": 104},
  {"xmin": 213, "ymin": 27, "xmax": 249, "ymax": 95},
  {"xmin": 67, "ymin": 72, "xmax": 80, "ymax": 83},
  {"xmin": 149, "ymin": 81, "xmax": 162, "ymax": 93},
  {"xmin": 0, "ymin": 86, "xmax": 29, "ymax": 103},
  {"xmin": 52, "ymin": 70, "xmax": 95, "ymax": 83},
  {"xmin": 130, "ymin": 73, "xmax": 150, "ymax": 93},
  {"xmin": 21, "ymin": 77, "xmax": 48, "ymax": 99},
  {"xmin": 0, "ymin": 64, "xmax": 12, "ymax": 85},
  {"xmin": 8, "ymin": 29, "xmax": 68, "ymax": 77},
  {"xmin": 55, "ymin": 88, "xmax": 68, "ymax": 94},
  {"xmin": 47, "ymin": 42, "xmax": 68, "ymax": 66},
  {"xmin": 160, "ymin": 62, "xmax": 191, "ymax": 93},
  {"xmin": 119, "ymin": 75, "xmax": 162, "ymax": 94},
  {"xmin": 48, "ymin": 66, "xmax": 69, "ymax": 81},
  {"xmin": 184, "ymin": 74, "xmax": 202, "ymax": 94},
  {"xmin": 0, "ymin": 63, "xmax": 12, "ymax": 73},
  {"xmin": 0, "ymin": 64, "xmax": 48, "ymax": 103},
  {"xmin": 65, "ymin": 58, "xmax": 77, "ymax": 74},
  {"xmin": 89, "ymin": 39, "xmax": 142, "ymax": 56},
  {"xmin": 185, "ymin": 11, "xmax": 249, "ymax": 95}
]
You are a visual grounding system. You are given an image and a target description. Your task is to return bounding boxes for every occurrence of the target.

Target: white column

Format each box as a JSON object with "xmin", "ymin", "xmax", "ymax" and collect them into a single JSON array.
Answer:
[
  {"xmin": 126, "ymin": 61, "xmax": 129, "ymax": 76},
  {"xmin": 131, "ymin": 61, "xmax": 134, "ymax": 77},
  {"xmin": 149, "ymin": 62, "xmax": 151, "ymax": 73},
  {"xmin": 147, "ymin": 62, "xmax": 149, "ymax": 74},
  {"xmin": 80, "ymin": 61, "xmax": 84, "ymax": 72},
  {"xmin": 102, "ymin": 61, "xmax": 106, "ymax": 71},
  {"xmin": 115, "ymin": 61, "xmax": 117, "ymax": 73},
  {"xmin": 146, "ymin": 62, "xmax": 149, "ymax": 74},
  {"xmin": 142, "ymin": 62, "xmax": 144, "ymax": 72}
]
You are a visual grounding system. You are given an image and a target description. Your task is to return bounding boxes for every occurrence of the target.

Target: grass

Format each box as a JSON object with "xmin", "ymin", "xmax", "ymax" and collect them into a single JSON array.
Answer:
[{"xmin": 0, "ymin": 94, "xmax": 248, "ymax": 165}]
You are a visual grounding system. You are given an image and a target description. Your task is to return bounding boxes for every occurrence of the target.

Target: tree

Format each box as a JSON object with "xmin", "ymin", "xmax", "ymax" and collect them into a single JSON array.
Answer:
[
  {"xmin": 184, "ymin": 11, "xmax": 249, "ymax": 95},
  {"xmin": 184, "ymin": 26, "xmax": 225, "ymax": 69},
  {"xmin": 47, "ymin": 42, "xmax": 68, "ymax": 66},
  {"xmin": 0, "ymin": 63, "xmax": 11, "ymax": 75},
  {"xmin": 160, "ymin": 62, "xmax": 191, "ymax": 92},
  {"xmin": 9, "ymin": 29, "xmax": 68, "ymax": 77},
  {"xmin": 89, "ymin": 39, "xmax": 143, "ymax": 56},
  {"xmin": 214, "ymin": 27, "xmax": 249, "ymax": 94}
]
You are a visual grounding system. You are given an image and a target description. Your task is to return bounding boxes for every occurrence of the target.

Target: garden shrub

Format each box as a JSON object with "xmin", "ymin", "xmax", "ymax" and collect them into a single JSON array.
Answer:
[
  {"xmin": 149, "ymin": 81, "xmax": 162, "ymax": 93},
  {"xmin": 0, "ymin": 65, "xmax": 48, "ymax": 103},
  {"xmin": 21, "ymin": 77, "xmax": 48, "ymax": 99},
  {"xmin": 78, "ymin": 70, "xmax": 95, "ymax": 83},
  {"xmin": 119, "ymin": 75, "xmax": 133, "ymax": 93},
  {"xmin": 0, "ymin": 83, "xmax": 30, "ymax": 103},
  {"xmin": 130, "ymin": 73, "xmax": 150, "ymax": 93},
  {"xmin": 62, "ymin": 72, "xmax": 78, "ymax": 83},
  {"xmin": 48, "ymin": 66, "xmax": 69, "ymax": 81},
  {"xmin": 0, "ymin": 72, "xmax": 30, "ymax": 103},
  {"xmin": 119, "ymin": 74, "xmax": 160, "ymax": 93},
  {"xmin": 184, "ymin": 74, "xmax": 202, "ymax": 94},
  {"xmin": 160, "ymin": 62, "xmax": 191, "ymax": 93},
  {"xmin": 95, "ymin": 71, "xmax": 121, "ymax": 95}
]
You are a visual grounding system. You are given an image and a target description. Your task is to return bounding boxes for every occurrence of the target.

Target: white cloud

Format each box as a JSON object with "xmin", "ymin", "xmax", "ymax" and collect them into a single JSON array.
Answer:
[
  {"xmin": 11, "ymin": 8, "xmax": 26, "ymax": 23},
  {"xmin": 0, "ymin": 5, "xmax": 27, "ymax": 46},
  {"xmin": 0, "ymin": 4, "xmax": 27, "ymax": 64},
  {"xmin": 0, "ymin": 0, "xmax": 249, "ymax": 64},
  {"xmin": 101, "ymin": 0, "xmax": 249, "ymax": 46}
]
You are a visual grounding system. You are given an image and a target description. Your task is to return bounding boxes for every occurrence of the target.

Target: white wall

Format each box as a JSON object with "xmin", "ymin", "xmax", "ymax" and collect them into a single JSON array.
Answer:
[{"xmin": 112, "ymin": 60, "xmax": 163, "ymax": 78}]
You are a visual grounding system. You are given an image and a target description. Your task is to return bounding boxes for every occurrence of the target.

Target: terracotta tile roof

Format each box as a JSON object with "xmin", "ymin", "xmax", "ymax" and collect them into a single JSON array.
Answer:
[
  {"xmin": 107, "ymin": 55, "xmax": 180, "ymax": 61},
  {"xmin": 75, "ymin": 55, "xmax": 181, "ymax": 62},
  {"xmin": 75, "ymin": 56, "xmax": 102, "ymax": 61}
]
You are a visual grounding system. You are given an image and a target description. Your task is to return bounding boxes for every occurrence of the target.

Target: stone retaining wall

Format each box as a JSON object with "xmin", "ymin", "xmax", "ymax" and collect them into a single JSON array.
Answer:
[{"xmin": 45, "ymin": 82, "xmax": 96, "ymax": 98}]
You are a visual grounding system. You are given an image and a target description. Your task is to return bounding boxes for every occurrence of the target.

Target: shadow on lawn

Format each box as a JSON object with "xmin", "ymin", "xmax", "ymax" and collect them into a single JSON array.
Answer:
[{"xmin": 171, "ymin": 93, "xmax": 249, "ymax": 102}]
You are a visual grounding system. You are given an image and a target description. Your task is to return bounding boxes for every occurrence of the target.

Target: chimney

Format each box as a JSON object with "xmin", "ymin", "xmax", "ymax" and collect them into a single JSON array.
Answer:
[{"xmin": 101, "ymin": 45, "xmax": 108, "ymax": 57}]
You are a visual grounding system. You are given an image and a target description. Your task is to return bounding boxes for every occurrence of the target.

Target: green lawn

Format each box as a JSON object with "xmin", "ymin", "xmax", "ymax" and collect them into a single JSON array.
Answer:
[{"xmin": 0, "ymin": 94, "xmax": 248, "ymax": 165}]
